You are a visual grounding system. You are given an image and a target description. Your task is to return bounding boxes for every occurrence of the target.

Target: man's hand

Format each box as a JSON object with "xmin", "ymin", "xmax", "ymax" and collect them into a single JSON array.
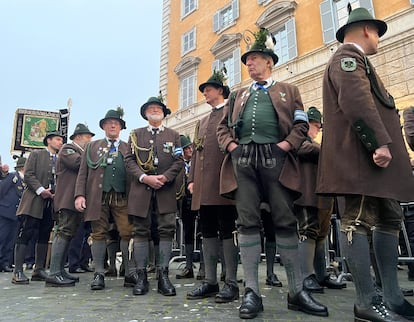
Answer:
[
  {"xmin": 276, "ymin": 140, "xmax": 292, "ymax": 152},
  {"xmin": 75, "ymin": 196, "xmax": 87, "ymax": 212},
  {"xmin": 188, "ymin": 182, "xmax": 194, "ymax": 194},
  {"xmin": 373, "ymin": 145, "xmax": 392, "ymax": 168},
  {"xmin": 227, "ymin": 142, "xmax": 238, "ymax": 153},
  {"xmin": 142, "ymin": 175, "xmax": 166, "ymax": 190},
  {"xmin": 40, "ymin": 188, "xmax": 54, "ymax": 199}
]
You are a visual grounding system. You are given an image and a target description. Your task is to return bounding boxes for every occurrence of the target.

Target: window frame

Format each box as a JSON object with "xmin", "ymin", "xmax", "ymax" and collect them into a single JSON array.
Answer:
[
  {"xmin": 181, "ymin": 27, "xmax": 197, "ymax": 56},
  {"xmin": 181, "ymin": 0, "xmax": 197, "ymax": 19},
  {"xmin": 213, "ymin": 0, "xmax": 239, "ymax": 33}
]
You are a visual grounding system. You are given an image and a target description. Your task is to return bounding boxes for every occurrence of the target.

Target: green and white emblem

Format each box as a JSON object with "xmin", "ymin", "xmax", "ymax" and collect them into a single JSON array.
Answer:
[{"xmin": 341, "ymin": 57, "xmax": 357, "ymax": 72}]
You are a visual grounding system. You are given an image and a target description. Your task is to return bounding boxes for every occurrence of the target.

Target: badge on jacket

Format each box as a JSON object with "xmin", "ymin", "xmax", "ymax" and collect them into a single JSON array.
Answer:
[{"xmin": 341, "ymin": 57, "xmax": 357, "ymax": 72}]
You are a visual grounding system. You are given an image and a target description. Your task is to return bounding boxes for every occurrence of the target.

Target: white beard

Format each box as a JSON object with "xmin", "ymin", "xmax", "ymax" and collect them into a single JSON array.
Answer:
[{"xmin": 146, "ymin": 114, "xmax": 164, "ymax": 123}]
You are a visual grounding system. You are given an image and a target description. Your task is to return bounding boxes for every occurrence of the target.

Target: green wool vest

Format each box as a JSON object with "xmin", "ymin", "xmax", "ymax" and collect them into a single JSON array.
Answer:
[
  {"xmin": 238, "ymin": 88, "xmax": 279, "ymax": 144},
  {"xmin": 103, "ymin": 152, "xmax": 126, "ymax": 193}
]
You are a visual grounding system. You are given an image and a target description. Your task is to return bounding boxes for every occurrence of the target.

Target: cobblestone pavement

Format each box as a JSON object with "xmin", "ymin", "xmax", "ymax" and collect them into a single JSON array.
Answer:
[{"xmin": 1, "ymin": 261, "xmax": 413, "ymax": 322}]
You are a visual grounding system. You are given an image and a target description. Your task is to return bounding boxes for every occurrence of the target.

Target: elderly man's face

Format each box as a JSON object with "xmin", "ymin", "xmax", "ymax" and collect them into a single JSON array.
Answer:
[
  {"xmin": 245, "ymin": 53, "xmax": 272, "ymax": 80},
  {"xmin": 145, "ymin": 104, "xmax": 164, "ymax": 123},
  {"xmin": 102, "ymin": 119, "xmax": 122, "ymax": 139}
]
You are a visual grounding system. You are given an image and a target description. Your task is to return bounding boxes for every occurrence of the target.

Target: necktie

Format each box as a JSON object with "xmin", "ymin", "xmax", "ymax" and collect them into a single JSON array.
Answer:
[
  {"xmin": 255, "ymin": 81, "xmax": 268, "ymax": 91},
  {"xmin": 153, "ymin": 128, "xmax": 159, "ymax": 135},
  {"xmin": 109, "ymin": 140, "xmax": 116, "ymax": 154}
]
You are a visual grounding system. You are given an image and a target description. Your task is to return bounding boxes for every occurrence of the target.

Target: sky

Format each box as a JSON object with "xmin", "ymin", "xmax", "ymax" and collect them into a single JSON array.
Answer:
[{"xmin": 0, "ymin": 0, "xmax": 163, "ymax": 168}]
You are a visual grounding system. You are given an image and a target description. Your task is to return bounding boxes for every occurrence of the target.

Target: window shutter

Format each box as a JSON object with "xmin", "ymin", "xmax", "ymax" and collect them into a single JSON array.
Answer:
[
  {"xmin": 212, "ymin": 60, "xmax": 220, "ymax": 73},
  {"xmin": 213, "ymin": 12, "xmax": 220, "ymax": 32},
  {"xmin": 233, "ymin": 47, "xmax": 241, "ymax": 85},
  {"xmin": 286, "ymin": 19, "xmax": 298, "ymax": 61},
  {"xmin": 232, "ymin": 0, "xmax": 239, "ymax": 20},
  {"xmin": 320, "ymin": 0, "xmax": 336, "ymax": 44}
]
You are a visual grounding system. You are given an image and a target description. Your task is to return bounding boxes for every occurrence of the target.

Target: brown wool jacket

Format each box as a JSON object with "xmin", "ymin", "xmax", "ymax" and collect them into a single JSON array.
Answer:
[
  {"xmin": 217, "ymin": 82, "xmax": 309, "ymax": 198},
  {"xmin": 317, "ymin": 44, "xmax": 414, "ymax": 201}
]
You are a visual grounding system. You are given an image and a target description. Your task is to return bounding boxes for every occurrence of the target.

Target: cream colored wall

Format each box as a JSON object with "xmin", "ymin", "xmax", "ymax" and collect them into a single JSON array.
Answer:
[{"xmin": 162, "ymin": 0, "xmax": 414, "ymax": 143}]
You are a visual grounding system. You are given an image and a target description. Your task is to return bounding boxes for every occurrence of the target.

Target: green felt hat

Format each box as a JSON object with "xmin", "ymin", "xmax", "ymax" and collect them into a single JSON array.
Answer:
[
  {"xmin": 336, "ymin": 7, "xmax": 387, "ymax": 43},
  {"xmin": 69, "ymin": 123, "xmax": 95, "ymax": 140},
  {"xmin": 140, "ymin": 96, "xmax": 171, "ymax": 120},
  {"xmin": 43, "ymin": 131, "xmax": 65, "ymax": 146},
  {"xmin": 307, "ymin": 107, "xmax": 322, "ymax": 124},
  {"xmin": 180, "ymin": 135, "xmax": 192, "ymax": 149},
  {"xmin": 241, "ymin": 28, "xmax": 278, "ymax": 65},
  {"xmin": 99, "ymin": 108, "xmax": 126, "ymax": 130},
  {"xmin": 199, "ymin": 69, "xmax": 230, "ymax": 99}
]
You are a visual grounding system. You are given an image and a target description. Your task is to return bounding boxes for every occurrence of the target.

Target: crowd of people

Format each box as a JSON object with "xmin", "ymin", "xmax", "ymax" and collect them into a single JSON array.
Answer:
[{"xmin": 1, "ymin": 6, "xmax": 414, "ymax": 321}]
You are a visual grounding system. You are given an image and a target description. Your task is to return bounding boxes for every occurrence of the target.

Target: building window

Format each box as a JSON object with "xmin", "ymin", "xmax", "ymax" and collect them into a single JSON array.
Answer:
[
  {"xmin": 213, "ymin": 0, "xmax": 239, "ymax": 33},
  {"xmin": 182, "ymin": 27, "xmax": 196, "ymax": 56},
  {"xmin": 181, "ymin": 74, "xmax": 196, "ymax": 109},
  {"xmin": 272, "ymin": 19, "xmax": 297, "ymax": 65},
  {"xmin": 320, "ymin": 0, "xmax": 374, "ymax": 44},
  {"xmin": 181, "ymin": 0, "xmax": 197, "ymax": 18},
  {"xmin": 212, "ymin": 47, "xmax": 241, "ymax": 87},
  {"xmin": 255, "ymin": 2, "xmax": 298, "ymax": 65}
]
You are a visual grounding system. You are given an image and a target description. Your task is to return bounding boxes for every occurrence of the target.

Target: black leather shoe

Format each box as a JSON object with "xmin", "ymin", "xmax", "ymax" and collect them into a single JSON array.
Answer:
[
  {"xmin": 266, "ymin": 273, "xmax": 283, "ymax": 287},
  {"xmin": 31, "ymin": 269, "xmax": 48, "ymax": 281},
  {"xmin": 104, "ymin": 267, "xmax": 117, "ymax": 277},
  {"xmin": 157, "ymin": 267, "xmax": 176, "ymax": 296},
  {"xmin": 355, "ymin": 301, "xmax": 407, "ymax": 321},
  {"xmin": 239, "ymin": 288, "xmax": 263, "ymax": 319},
  {"xmin": 132, "ymin": 269, "xmax": 149, "ymax": 296},
  {"xmin": 62, "ymin": 270, "xmax": 80, "ymax": 283},
  {"xmin": 45, "ymin": 273, "xmax": 76, "ymax": 287},
  {"xmin": 288, "ymin": 290, "xmax": 329, "ymax": 317},
  {"xmin": 176, "ymin": 267, "xmax": 194, "ymax": 279},
  {"xmin": 320, "ymin": 275, "xmax": 346, "ymax": 289},
  {"xmin": 303, "ymin": 274, "xmax": 324, "ymax": 293},
  {"xmin": 187, "ymin": 282, "xmax": 219, "ymax": 299},
  {"xmin": 215, "ymin": 282, "xmax": 239, "ymax": 303},
  {"xmin": 11, "ymin": 271, "xmax": 29, "ymax": 284},
  {"xmin": 386, "ymin": 299, "xmax": 414, "ymax": 321},
  {"xmin": 124, "ymin": 273, "xmax": 138, "ymax": 288},
  {"xmin": 90, "ymin": 273, "xmax": 105, "ymax": 290},
  {"xmin": 69, "ymin": 267, "xmax": 86, "ymax": 274},
  {"xmin": 0, "ymin": 265, "xmax": 13, "ymax": 272},
  {"xmin": 80, "ymin": 265, "xmax": 94, "ymax": 272}
]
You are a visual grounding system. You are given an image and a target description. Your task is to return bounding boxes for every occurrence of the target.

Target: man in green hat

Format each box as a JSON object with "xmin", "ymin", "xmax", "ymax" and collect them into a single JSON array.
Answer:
[
  {"xmin": 217, "ymin": 28, "xmax": 328, "ymax": 319},
  {"xmin": 12, "ymin": 131, "xmax": 64, "ymax": 284},
  {"xmin": 75, "ymin": 109, "xmax": 137, "ymax": 291},
  {"xmin": 0, "ymin": 156, "xmax": 26, "ymax": 273},
  {"xmin": 45, "ymin": 123, "xmax": 94, "ymax": 287},
  {"xmin": 187, "ymin": 69, "xmax": 240, "ymax": 304},
  {"xmin": 125, "ymin": 96, "xmax": 183, "ymax": 297},
  {"xmin": 295, "ymin": 107, "xmax": 346, "ymax": 294},
  {"xmin": 175, "ymin": 134, "xmax": 200, "ymax": 280},
  {"xmin": 317, "ymin": 6, "xmax": 414, "ymax": 321}
]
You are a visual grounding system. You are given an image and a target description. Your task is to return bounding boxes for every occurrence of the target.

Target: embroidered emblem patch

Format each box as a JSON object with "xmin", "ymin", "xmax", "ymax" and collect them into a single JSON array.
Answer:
[{"xmin": 341, "ymin": 57, "xmax": 357, "ymax": 72}]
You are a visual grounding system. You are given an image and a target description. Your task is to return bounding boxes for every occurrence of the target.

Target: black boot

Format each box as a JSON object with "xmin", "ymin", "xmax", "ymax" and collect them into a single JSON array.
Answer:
[
  {"xmin": 132, "ymin": 269, "xmax": 149, "ymax": 295},
  {"xmin": 157, "ymin": 267, "xmax": 176, "ymax": 296}
]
